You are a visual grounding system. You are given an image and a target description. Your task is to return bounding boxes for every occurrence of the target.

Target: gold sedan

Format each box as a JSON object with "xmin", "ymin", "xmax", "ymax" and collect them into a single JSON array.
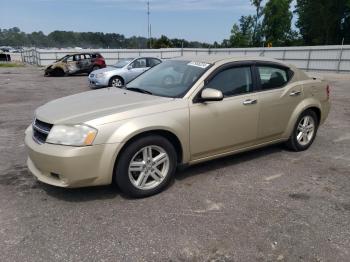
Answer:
[{"xmin": 25, "ymin": 57, "xmax": 330, "ymax": 198}]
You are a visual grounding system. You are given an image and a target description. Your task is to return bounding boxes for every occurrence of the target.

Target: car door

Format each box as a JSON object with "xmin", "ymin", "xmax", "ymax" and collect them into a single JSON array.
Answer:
[
  {"xmin": 127, "ymin": 58, "xmax": 149, "ymax": 81},
  {"xmin": 81, "ymin": 54, "xmax": 92, "ymax": 71},
  {"xmin": 189, "ymin": 64, "xmax": 260, "ymax": 160},
  {"xmin": 65, "ymin": 55, "xmax": 79, "ymax": 74},
  {"xmin": 254, "ymin": 64, "xmax": 303, "ymax": 142}
]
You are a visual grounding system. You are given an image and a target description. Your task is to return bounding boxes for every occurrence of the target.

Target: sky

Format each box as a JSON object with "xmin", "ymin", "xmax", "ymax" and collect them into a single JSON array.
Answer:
[{"xmin": 0, "ymin": 0, "xmax": 296, "ymax": 43}]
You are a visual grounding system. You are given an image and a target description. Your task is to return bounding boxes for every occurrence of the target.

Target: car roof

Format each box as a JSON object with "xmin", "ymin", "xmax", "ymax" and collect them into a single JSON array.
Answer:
[
  {"xmin": 172, "ymin": 55, "xmax": 290, "ymax": 67},
  {"xmin": 116, "ymin": 57, "xmax": 162, "ymax": 61},
  {"xmin": 68, "ymin": 52, "xmax": 101, "ymax": 56}
]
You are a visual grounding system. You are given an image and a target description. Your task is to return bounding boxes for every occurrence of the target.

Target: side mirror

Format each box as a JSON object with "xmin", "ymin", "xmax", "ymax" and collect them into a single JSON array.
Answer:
[
  {"xmin": 127, "ymin": 65, "xmax": 133, "ymax": 70},
  {"xmin": 200, "ymin": 88, "xmax": 224, "ymax": 102}
]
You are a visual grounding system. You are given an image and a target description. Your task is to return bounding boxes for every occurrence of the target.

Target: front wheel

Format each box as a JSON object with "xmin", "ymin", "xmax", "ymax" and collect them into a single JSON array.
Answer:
[
  {"xmin": 286, "ymin": 110, "xmax": 319, "ymax": 151},
  {"xmin": 114, "ymin": 135, "xmax": 177, "ymax": 198},
  {"xmin": 109, "ymin": 76, "xmax": 124, "ymax": 88}
]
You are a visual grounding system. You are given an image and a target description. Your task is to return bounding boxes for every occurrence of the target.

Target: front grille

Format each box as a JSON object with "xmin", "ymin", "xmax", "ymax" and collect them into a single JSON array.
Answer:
[{"xmin": 32, "ymin": 118, "xmax": 53, "ymax": 144}]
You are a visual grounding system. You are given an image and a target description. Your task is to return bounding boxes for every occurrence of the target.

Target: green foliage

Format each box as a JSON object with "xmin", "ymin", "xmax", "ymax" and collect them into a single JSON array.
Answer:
[
  {"xmin": 152, "ymin": 35, "xmax": 174, "ymax": 48},
  {"xmin": 263, "ymin": 0, "xmax": 293, "ymax": 46},
  {"xmin": 295, "ymin": 0, "xmax": 350, "ymax": 45},
  {"xmin": 2, "ymin": 0, "xmax": 350, "ymax": 49},
  {"xmin": 229, "ymin": 15, "xmax": 255, "ymax": 47},
  {"xmin": 0, "ymin": 62, "xmax": 24, "ymax": 67},
  {"xmin": 0, "ymin": 28, "xmax": 210, "ymax": 49},
  {"xmin": 251, "ymin": 0, "xmax": 264, "ymax": 46}
]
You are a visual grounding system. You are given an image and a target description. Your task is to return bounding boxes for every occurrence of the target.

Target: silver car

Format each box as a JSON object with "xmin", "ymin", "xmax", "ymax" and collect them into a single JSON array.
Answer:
[{"xmin": 88, "ymin": 57, "xmax": 162, "ymax": 88}]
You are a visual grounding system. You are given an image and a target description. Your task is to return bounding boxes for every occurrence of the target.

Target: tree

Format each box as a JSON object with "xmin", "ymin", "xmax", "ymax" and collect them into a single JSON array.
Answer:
[
  {"xmin": 251, "ymin": 0, "xmax": 264, "ymax": 46},
  {"xmin": 0, "ymin": 27, "xmax": 211, "ymax": 48},
  {"xmin": 295, "ymin": 0, "xmax": 350, "ymax": 45},
  {"xmin": 153, "ymin": 35, "xmax": 174, "ymax": 48},
  {"xmin": 229, "ymin": 15, "xmax": 255, "ymax": 47},
  {"xmin": 263, "ymin": 0, "xmax": 293, "ymax": 46}
]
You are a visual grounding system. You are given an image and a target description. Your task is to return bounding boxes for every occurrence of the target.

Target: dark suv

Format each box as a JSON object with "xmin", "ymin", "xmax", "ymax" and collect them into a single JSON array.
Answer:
[{"xmin": 44, "ymin": 53, "xmax": 106, "ymax": 76}]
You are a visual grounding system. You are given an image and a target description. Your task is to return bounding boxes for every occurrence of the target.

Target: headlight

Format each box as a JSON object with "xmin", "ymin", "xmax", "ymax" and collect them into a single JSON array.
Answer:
[
  {"xmin": 46, "ymin": 125, "xmax": 98, "ymax": 146},
  {"xmin": 95, "ymin": 73, "xmax": 105, "ymax": 79}
]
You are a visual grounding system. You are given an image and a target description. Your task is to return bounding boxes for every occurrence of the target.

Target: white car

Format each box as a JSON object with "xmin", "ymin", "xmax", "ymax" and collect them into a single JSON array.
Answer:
[{"xmin": 88, "ymin": 57, "xmax": 162, "ymax": 88}]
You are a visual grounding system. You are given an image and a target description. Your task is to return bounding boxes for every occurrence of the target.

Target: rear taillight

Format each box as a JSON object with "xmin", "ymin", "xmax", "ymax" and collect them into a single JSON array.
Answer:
[{"xmin": 326, "ymin": 85, "xmax": 330, "ymax": 100}]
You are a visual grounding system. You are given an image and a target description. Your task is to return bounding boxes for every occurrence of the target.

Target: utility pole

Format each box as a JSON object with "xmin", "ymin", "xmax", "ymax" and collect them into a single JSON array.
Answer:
[
  {"xmin": 150, "ymin": 24, "xmax": 152, "ymax": 49},
  {"xmin": 147, "ymin": 1, "xmax": 151, "ymax": 49}
]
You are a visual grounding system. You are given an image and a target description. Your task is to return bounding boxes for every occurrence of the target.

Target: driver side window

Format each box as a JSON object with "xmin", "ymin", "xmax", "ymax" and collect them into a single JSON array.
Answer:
[{"xmin": 206, "ymin": 66, "xmax": 253, "ymax": 97}]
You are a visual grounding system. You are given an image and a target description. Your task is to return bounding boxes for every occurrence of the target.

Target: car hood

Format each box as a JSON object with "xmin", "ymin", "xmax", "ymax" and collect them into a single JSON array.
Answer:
[
  {"xmin": 45, "ymin": 61, "xmax": 59, "ymax": 69},
  {"xmin": 91, "ymin": 66, "xmax": 123, "ymax": 75},
  {"xmin": 35, "ymin": 88, "xmax": 175, "ymax": 125}
]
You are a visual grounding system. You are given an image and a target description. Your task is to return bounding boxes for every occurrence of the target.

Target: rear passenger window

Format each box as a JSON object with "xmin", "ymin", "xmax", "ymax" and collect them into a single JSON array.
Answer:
[
  {"xmin": 206, "ymin": 67, "xmax": 253, "ymax": 97},
  {"xmin": 258, "ymin": 66, "xmax": 289, "ymax": 90},
  {"xmin": 148, "ymin": 58, "xmax": 161, "ymax": 67}
]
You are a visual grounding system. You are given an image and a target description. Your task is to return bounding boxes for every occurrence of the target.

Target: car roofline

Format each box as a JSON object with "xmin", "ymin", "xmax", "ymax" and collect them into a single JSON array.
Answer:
[{"xmin": 170, "ymin": 56, "xmax": 290, "ymax": 67}]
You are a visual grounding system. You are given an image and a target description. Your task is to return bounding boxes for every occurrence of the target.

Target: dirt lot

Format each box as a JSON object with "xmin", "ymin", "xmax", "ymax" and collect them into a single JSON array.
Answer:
[{"xmin": 0, "ymin": 65, "xmax": 349, "ymax": 262}]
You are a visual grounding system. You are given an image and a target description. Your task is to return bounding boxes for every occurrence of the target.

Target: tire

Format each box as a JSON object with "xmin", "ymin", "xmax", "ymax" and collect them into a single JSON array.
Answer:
[
  {"xmin": 109, "ymin": 76, "xmax": 124, "ymax": 88},
  {"xmin": 114, "ymin": 135, "xmax": 177, "ymax": 198},
  {"xmin": 53, "ymin": 68, "xmax": 65, "ymax": 77},
  {"xmin": 286, "ymin": 109, "xmax": 319, "ymax": 151}
]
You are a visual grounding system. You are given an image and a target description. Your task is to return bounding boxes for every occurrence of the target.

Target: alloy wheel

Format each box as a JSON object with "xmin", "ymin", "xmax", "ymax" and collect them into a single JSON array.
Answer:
[
  {"xmin": 296, "ymin": 115, "xmax": 315, "ymax": 146},
  {"xmin": 112, "ymin": 78, "xmax": 123, "ymax": 87},
  {"xmin": 128, "ymin": 145, "xmax": 170, "ymax": 190}
]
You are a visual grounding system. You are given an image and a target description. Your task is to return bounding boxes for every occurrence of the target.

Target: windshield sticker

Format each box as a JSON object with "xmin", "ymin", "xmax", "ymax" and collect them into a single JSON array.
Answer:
[{"xmin": 187, "ymin": 62, "xmax": 210, "ymax": 69}]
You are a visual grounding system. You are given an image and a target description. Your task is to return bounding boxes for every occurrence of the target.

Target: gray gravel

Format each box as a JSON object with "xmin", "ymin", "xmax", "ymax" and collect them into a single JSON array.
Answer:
[{"xmin": 0, "ymin": 66, "xmax": 349, "ymax": 262}]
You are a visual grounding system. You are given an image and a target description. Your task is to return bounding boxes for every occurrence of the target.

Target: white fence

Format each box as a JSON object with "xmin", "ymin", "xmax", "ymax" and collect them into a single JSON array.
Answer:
[{"xmin": 21, "ymin": 45, "xmax": 350, "ymax": 73}]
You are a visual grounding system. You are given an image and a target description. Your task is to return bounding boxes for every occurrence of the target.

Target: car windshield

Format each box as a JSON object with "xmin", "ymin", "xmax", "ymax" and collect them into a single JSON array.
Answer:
[
  {"xmin": 126, "ymin": 60, "xmax": 211, "ymax": 98},
  {"xmin": 113, "ymin": 59, "xmax": 133, "ymax": 68},
  {"xmin": 57, "ymin": 55, "xmax": 70, "ymax": 62}
]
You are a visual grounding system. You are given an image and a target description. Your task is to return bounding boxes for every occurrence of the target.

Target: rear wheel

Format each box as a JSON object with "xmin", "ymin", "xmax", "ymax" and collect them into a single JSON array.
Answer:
[
  {"xmin": 109, "ymin": 76, "xmax": 124, "ymax": 88},
  {"xmin": 286, "ymin": 109, "xmax": 319, "ymax": 151},
  {"xmin": 114, "ymin": 135, "xmax": 177, "ymax": 198}
]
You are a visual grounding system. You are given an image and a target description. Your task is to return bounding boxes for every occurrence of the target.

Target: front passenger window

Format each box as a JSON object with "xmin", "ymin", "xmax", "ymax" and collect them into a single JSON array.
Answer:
[
  {"xmin": 258, "ymin": 66, "xmax": 288, "ymax": 90},
  {"xmin": 205, "ymin": 66, "xmax": 253, "ymax": 97}
]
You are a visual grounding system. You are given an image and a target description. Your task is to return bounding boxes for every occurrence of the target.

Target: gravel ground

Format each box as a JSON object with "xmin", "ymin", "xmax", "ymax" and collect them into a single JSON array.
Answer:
[{"xmin": 0, "ymin": 65, "xmax": 349, "ymax": 262}]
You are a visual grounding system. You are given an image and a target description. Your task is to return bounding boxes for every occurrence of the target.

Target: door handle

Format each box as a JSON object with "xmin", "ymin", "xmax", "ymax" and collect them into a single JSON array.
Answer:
[
  {"xmin": 290, "ymin": 91, "xmax": 301, "ymax": 96},
  {"xmin": 243, "ymin": 99, "xmax": 258, "ymax": 105}
]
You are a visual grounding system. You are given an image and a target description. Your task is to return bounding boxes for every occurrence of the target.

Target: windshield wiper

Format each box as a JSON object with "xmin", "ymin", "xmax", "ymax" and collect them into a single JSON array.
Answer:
[{"xmin": 126, "ymin": 87, "xmax": 153, "ymax": 95}]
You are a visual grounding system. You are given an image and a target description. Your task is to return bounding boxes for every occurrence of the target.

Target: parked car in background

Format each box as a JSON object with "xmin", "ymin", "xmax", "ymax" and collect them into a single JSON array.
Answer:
[
  {"xmin": 88, "ymin": 57, "xmax": 162, "ymax": 88},
  {"xmin": 44, "ymin": 53, "xmax": 106, "ymax": 76},
  {"xmin": 0, "ymin": 46, "xmax": 17, "ymax": 53},
  {"xmin": 25, "ymin": 57, "xmax": 330, "ymax": 198},
  {"xmin": 0, "ymin": 52, "xmax": 11, "ymax": 62}
]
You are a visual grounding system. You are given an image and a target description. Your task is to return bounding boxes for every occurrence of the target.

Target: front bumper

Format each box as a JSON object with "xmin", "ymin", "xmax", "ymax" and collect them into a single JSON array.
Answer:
[
  {"xmin": 25, "ymin": 130, "xmax": 121, "ymax": 188},
  {"xmin": 88, "ymin": 75, "xmax": 109, "ymax": 88}
]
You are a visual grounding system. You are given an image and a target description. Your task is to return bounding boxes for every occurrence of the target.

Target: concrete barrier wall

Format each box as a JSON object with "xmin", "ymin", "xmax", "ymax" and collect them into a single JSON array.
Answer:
[{"xmin": 21, "ymin": 45, "xmax": 350, "ymax": 73}]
